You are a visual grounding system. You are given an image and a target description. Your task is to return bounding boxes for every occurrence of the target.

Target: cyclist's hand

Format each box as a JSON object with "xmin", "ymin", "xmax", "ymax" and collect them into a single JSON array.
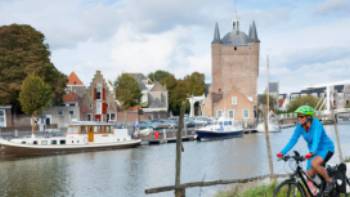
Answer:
[
  {"xmin": 305, "ymin": 152, "xmax": 313, "ymax": 159},
  {"xmin": 276, "ymin": 152, "xmax": 283, "ymax": 159}
]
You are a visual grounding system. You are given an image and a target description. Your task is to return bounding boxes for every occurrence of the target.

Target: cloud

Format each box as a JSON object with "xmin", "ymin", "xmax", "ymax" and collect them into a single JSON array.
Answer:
[
  {"xmin": 315, "ymin": 0, "xmax": 350, "ymax": 15},
  {"xmin": 1, "ymin": 0, "xmax": 349, "ymax": 95},
  {"xmin": 0, "ymin": 0, "xmax": 122, "ymax": 49}
]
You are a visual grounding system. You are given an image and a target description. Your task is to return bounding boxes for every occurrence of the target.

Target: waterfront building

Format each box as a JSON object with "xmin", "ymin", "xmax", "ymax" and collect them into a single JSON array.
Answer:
[
  {"xmin": 80, "ymin": 70, "xmax": 118, "ymax": 122},
  {"xmin": 119, "ymin": 73, "xmax": 168, "ymax": 121},
  {"xmin": 202, "ymin": 19, "xmax": 260, "ymax": 125},
  {"xmin": 43, "ymin": 71, "xmax": 118, "ymax": 128}
]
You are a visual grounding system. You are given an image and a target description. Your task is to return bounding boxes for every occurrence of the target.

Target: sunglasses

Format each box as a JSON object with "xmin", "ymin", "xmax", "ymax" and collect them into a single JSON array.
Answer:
[{"xmin": 297, "ymin": 115, "xmax": 306, "ymax": 119}]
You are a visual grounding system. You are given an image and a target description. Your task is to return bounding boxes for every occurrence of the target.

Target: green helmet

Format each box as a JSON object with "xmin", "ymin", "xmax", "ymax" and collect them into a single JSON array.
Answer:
[{"xmin": 294, "ymin": 105, "xmax": 315, "ymax": 116}]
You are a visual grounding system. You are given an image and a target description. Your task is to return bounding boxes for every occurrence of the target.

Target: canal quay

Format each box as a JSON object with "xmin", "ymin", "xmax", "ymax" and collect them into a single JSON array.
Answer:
[{"xmin": 0, "ymin": 123, "xmax": 350, "ymax": 197}]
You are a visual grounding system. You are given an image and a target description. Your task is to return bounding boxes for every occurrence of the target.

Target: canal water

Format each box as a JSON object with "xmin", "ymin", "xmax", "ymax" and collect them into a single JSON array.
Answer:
[{"xmin": 1, "ymin": 123, "xmax": 350, "ymax": 197}]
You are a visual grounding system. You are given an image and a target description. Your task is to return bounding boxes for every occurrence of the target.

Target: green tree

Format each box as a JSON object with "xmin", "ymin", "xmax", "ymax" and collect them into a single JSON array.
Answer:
[
  {"xmin": 148, "ymin": 70, "xmax": 177, "ymax": 90},
  {"xmin": 0, "ymin": 24, "xmax": 66, "ymax": 112},
  {"xmin": 19, "ymin": 75, "xmax": 52, "ymax": 135},
  {"xmin": 114, "ymin": 74, "xmax": 142, "ymax": 109},
  {"xmin": 148, "ymin": 70, "xmax": 178, "ymax": 114},
  {"xmin": 286, "ymin": 95, "xmax": 320, "ymax": 113},
  {"xmin": 183, "ymin": 72, "xmax": 205, "ymax": 96},
  {"xmin": 258, "ymin": 94, "xmax": 277, "ymax": 110},
  {"xmin": 169, "ymin": 80, "xmax": 190, "ymax": 115}
]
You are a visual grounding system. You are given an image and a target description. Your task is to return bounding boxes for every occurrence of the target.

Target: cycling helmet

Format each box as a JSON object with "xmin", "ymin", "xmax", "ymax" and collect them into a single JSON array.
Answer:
[{"xmin": 294, "ymin": 105, "xmax": 315, "ymax": 116}]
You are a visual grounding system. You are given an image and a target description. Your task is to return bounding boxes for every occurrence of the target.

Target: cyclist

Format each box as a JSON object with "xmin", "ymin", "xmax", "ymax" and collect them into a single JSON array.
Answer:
[{"xmin": 276, "ymin": 105, "xmax": 335, "ymax": 194}]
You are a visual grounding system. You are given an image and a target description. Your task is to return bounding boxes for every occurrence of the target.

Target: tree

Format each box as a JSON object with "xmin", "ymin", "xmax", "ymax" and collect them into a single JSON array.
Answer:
[
  {"xmin": 19, "ymin": 75, "xmax": 52, "ymax": 135},
  {"xmin": 258, "ymin": 94, "xmax": 277, "ymax": 110},
  {"xmin": 148, "ymin": 70, "xmax": 177, "ymax": 90},
  {"xmin": 114, "ymin": 74, "xmax": 142, "ymax": 121},
  {"xmin": 183, "ymin": 72, "xmax": 205, "ymax": 96},
  {"xmin": 0, "ymin": 24, "xmax": 66, "ymax": 112},
  {"xmin": 169, "ymin": 80, "xmax": 190, "ymax": 115},
  {"xmin": 286, "ymin": 95, "xmax": 320, "ymax": 113},
  {"xmin": 148, "ymin": 70, "xmax": 206, "ymax": 115}
]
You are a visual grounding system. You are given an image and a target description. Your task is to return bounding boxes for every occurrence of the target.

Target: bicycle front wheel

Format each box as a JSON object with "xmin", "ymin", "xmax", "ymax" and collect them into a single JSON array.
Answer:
[{"xmin": 273, "ymin": 180, "xmax": 307, "ymax": 197}]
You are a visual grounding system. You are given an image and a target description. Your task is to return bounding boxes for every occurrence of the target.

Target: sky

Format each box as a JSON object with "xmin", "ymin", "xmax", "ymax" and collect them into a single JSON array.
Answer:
[{"xmin": 0, "ymin": 0, "xmax": 349, "ymax": 93}]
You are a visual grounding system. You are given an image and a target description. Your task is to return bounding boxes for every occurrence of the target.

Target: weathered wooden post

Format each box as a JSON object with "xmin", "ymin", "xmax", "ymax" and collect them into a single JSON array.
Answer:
[
  {"xmin": 264, "ymin": 55, "xmax": 274, "ymax": 178},
  {"xmin": 331, "ymin": 104, "xmax": 343, "ymax": 162},
  {"xmin": 175, "ymin": 102, "xmax": 186, "ymax": 197}
]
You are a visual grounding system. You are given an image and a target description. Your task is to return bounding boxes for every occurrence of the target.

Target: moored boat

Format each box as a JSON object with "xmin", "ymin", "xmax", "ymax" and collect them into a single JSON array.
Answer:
[
  {"xmin": 256, "ymin": 120, "xmax": 281, "ymax": 133},
  {"xmin": 195, "ymin": 117, "xmax": 243, "ymax": 140},
  {"xmin": 0, "ymin": 121, "xmax": 141, "ymax": 157}
]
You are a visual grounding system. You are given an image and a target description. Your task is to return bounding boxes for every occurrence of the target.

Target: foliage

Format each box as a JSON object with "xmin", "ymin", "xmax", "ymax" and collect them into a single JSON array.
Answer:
[
  {"xmin": 19, "ymin": 75, "xmax": 52, "ymax": 116},
  {"xmin": 0, "ymin": 24, "xmax": 66, "ymax": 111},
  {"xmin": 258, "ymin": 94, "xmax": 277, "ymax": 110},
  {"xmin": 216, "ymin": 182, "xmax": 276, "ymax": 197},
  {"xmin": 169, "ymin": 80, "xmax": 190, "ymax": 115},
  {"xmin": 114, "ymin": 74, "xmax": 142, "ymax": 110},
  {"xmin": 148, "ymin": 70, "xmax": 177, "ymax": 90},
  {"xmin": 286, "ymin": 95, "xmax": 320, "ymax": 113},
  {"xmin": 148, "ymin": 70, "xmax": 205, "ymax": 115},
  {"xmin": 183, "ymin": 72, "xmax": 205, "ymax": 96}
]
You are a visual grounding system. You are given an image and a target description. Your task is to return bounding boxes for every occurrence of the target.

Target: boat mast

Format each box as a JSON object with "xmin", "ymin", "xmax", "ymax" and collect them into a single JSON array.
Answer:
[{"xmin": 266, "ymin": 55, "xmax": 270, "ymax": 125}]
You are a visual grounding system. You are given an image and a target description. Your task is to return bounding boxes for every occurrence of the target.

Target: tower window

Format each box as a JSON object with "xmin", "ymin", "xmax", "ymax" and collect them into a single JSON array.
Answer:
[{"xmin": 234, "ymin": 46, "xmax": 237, "ymax": 51}]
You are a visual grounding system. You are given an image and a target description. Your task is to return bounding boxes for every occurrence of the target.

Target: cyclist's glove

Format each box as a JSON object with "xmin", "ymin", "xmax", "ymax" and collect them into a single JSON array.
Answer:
[
  {"xmin": 305, "ymin": 152, "xmax": 313, "ymax": 159},
  {"xmin": 277, "ymin": 152, "xmax": 283, "ymax": 159}
]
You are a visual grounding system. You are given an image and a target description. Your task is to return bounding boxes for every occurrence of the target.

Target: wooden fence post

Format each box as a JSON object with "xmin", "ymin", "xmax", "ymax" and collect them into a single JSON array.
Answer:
[
  {"xmin": 175, "ymin": 102, "xmax": 186, "ymax": 197},
  {"xmin": 331, "ymin": 105, "xmax": 343, "ymax": 162}
]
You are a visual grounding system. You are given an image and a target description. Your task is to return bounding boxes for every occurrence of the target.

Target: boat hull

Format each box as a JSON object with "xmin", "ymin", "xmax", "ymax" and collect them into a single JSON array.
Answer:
[
  {"xmin": 0, "ymin": 138, "xmax": 141, "ymax": 157},
  {"xmin": 195, "ymin": 130, "xmax": 243, "ymax": 140}
]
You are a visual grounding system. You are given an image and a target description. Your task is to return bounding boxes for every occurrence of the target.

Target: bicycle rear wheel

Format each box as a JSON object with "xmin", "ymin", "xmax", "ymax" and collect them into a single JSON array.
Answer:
[{"xmin": 273, "ymin": 180, "xmax": 307, "ymax": 197}]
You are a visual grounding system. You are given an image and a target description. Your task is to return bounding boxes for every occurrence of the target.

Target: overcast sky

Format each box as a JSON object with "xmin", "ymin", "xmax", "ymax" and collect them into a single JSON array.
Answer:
[{"xmin": 0, "ymin": 0, "xmax": 349, "ymax": 93}]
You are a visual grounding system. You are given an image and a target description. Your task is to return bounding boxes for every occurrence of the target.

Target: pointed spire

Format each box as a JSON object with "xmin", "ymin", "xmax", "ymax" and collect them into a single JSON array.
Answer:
[
  {"xmin": 248, "ymin": 24, "xmax": 252, "ymax": 38},
  {"xmin": 249, "ymin": 21, "xmax": 260, "ymax": 42},
  {"xmin": 212, "ymin": 22, "xmax": 221, "ymax": 44}
]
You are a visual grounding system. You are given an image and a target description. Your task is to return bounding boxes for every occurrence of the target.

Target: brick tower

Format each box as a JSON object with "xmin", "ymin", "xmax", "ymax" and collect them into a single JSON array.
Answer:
[{"xmin": 202, "ymin": 19, "xmax": 260, "ymax": 124}]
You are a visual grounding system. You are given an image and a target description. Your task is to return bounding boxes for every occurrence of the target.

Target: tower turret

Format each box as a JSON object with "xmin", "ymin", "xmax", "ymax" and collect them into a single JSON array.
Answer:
[
  {"xmin": 212, "ymin": 22, "xmax": 221, "ymax": 44},
  {"xmin": 248, "ymin": 21, "xmax": 259, "ymax": 42}
]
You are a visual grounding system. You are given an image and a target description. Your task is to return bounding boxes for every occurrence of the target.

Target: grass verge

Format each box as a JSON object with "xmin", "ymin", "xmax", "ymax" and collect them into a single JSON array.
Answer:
[{"xmin": 215, "ymin": 182, "xmax": 276, "ymax": 197}]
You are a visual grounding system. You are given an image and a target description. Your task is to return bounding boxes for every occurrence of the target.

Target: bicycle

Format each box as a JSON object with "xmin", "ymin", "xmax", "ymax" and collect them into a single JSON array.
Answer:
[{"xmin": 273, "ymin": 150, "xmax": 350, "ymax": 197}]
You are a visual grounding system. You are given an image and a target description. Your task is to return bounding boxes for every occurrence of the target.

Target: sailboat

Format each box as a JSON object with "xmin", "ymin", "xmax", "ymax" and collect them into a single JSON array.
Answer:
[{"xmin": 256, "ymin": 55, "xmax": 281, "ymax": 133}]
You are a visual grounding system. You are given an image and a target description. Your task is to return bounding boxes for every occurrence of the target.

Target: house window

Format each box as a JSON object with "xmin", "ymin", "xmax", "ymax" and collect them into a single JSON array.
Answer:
[
  {"xmin": 58, "ymin": 110, "xmax": 64, "ymax": 117},
  {"xmin": 232, "ymin": 96, "xmax": 238, "ymax": 105},
  {"xmin": 243, "ymin": 109, "xmax": 249, "ymax": 119},
  {"xmin": 216, "ymin": 110, "xmax": 223, "ymax": 118},
  {"xmin": 228, "ymin": 110, "xmax": 235, "ymax": 119},
  {"xmin": 96, "ymin": 92, "xmax": 101, "ymax": 99},
  {"xmin": 87, "ymin": 114, "xmax": 91, "ymax": 121},
  {"xmin": 69, "ymin": 111, "xmax": 74, "ymax": 116},
  {"xmin": 110, "ymin": 113, "xmax": 115, "ymax": 120},
  {"xmin": 0, "ymin": 109, "xmax": 5, "ymax": 128},
  {"xmin": 69, "ymin": 103, "xmax": 75, "ymax": 107}
]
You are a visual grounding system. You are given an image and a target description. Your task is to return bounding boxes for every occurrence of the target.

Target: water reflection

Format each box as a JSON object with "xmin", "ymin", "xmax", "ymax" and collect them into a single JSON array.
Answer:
[{"xmin": 0, "ymin": 124, "xmax": 349, "ymax": 197}]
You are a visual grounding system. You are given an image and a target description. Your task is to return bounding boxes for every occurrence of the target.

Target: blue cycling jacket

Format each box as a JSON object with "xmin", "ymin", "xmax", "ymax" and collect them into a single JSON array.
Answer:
[{"xmin": 281, "ymin": 118, "xmax": 334, "ymax": 157}]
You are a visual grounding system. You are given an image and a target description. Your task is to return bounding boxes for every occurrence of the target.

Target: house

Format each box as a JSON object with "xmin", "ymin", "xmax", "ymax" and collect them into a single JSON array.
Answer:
[{"xmin": 117, "ymin": 73, "xmax": 168, "ymax": 122}]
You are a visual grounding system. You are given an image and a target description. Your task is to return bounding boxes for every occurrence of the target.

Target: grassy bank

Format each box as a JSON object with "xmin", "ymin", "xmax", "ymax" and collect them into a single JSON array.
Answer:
[{"xmin": 215, "ymin": 182, "xmax": 276, "ymax": 197}]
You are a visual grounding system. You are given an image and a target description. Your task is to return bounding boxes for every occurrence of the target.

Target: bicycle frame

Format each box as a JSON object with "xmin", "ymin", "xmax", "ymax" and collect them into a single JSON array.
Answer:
[{"xmin": 282, "ymin": 152, "xmax": 326, "ymax": 196}]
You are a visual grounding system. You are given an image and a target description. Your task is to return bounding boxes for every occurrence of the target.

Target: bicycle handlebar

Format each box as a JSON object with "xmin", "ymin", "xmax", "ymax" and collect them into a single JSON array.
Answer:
[{"xmin": 280, "ymin": 150, "xmax": 305, "ymax": 163}]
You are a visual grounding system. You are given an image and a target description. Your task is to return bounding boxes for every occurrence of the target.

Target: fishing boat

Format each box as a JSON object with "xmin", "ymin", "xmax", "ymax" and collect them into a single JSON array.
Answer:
[
  {"xmin": 0, "ymin": 121, "xmax": 141, "ymax": 157},
  {"xmin": 195, "ymin": 117, "xmax": 243, "ymax": 140}
]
